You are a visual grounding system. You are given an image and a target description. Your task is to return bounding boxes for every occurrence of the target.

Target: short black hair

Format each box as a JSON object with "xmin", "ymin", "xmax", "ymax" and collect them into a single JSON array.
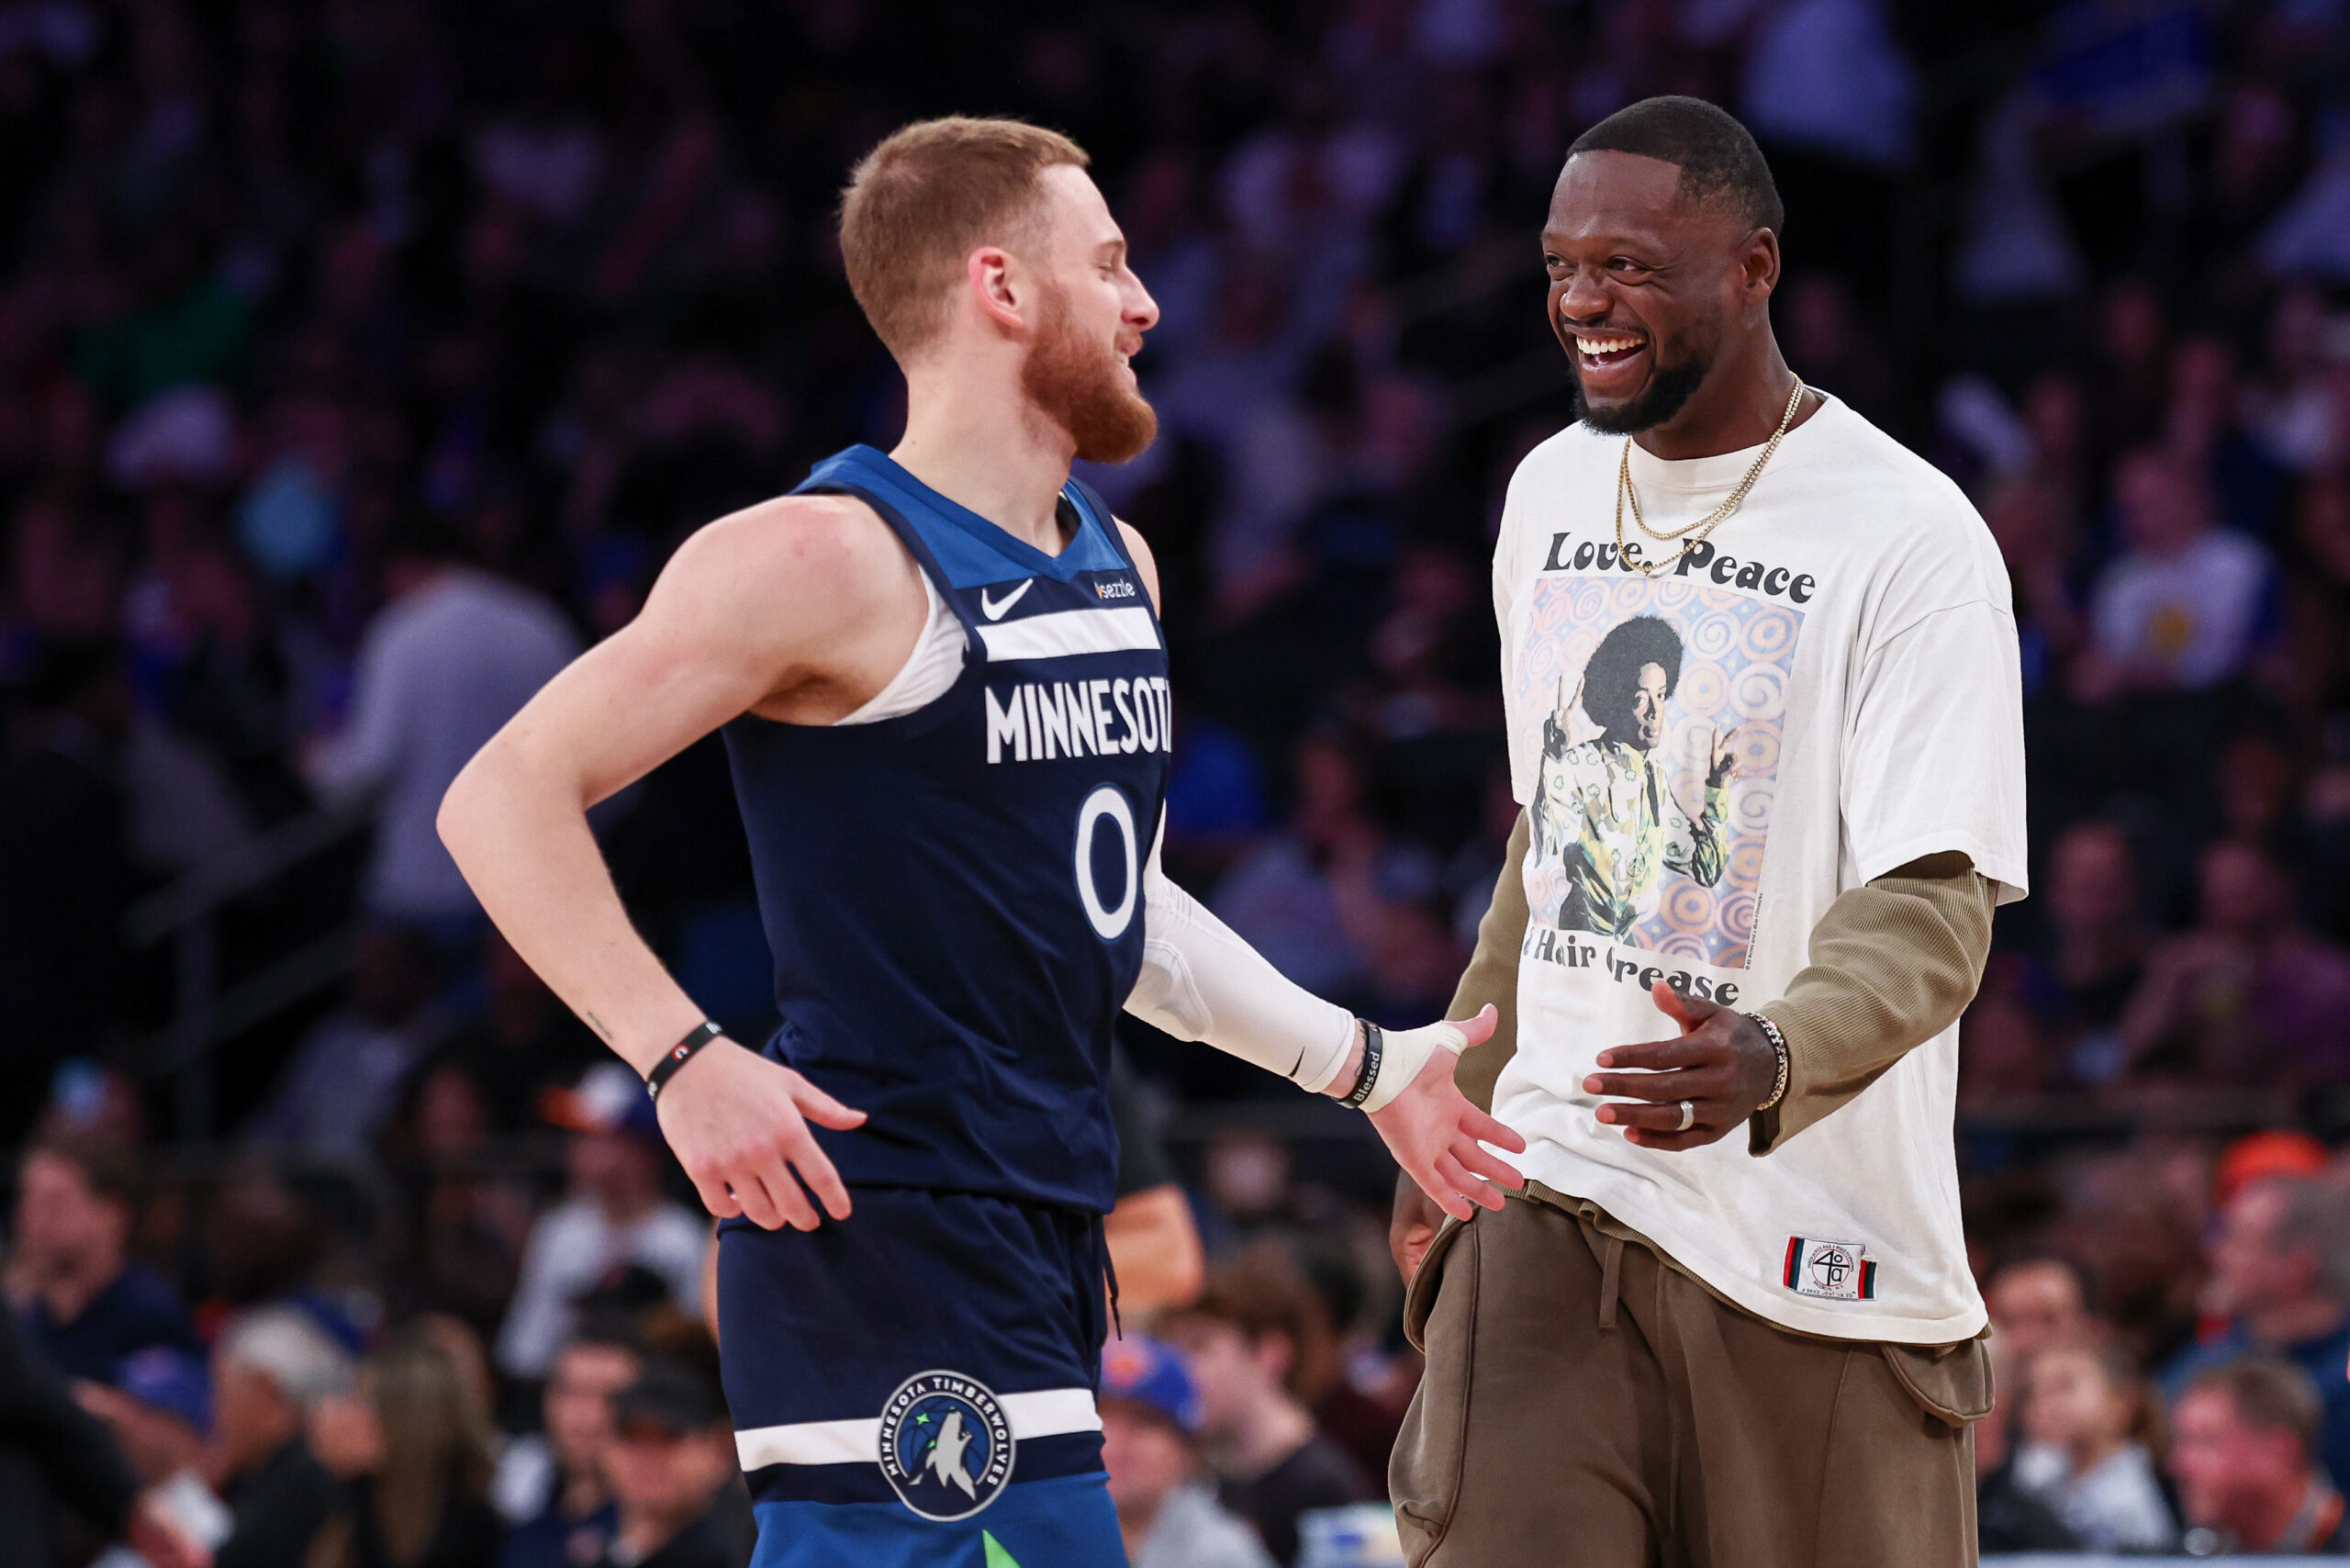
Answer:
[
  {"xmin": 1583, "ymin": 616, "xmax": 1683, "ymax": 735},
  {"xmin": 1567, "ymin": 95, "xmax": 1785, "ymax": 235}
]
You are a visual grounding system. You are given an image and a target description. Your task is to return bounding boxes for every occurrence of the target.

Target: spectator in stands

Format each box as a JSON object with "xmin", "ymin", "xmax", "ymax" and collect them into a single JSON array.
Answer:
[
  {"xmin": 2031, "ymin": 822, "xmax": 2148, "ymax": 1079},
  {"xmin": 1974, "ymin": 1336, "xmax": 2079, "ymax": 1555},
  {"xmin": 2170, "ymin": 1358, "xmax": 2350, "ymax": 1553},
  {"xmin": 2076, "ymin": 447, "xmax": 2275, "ymax": 701},
  {"xmin": 1099, "ymin": 1336, "xmax": 1274, "ymax": 1568},
  {"xmin": 438, "ymin": 933, "xmax": 604, "ymax": 1134},
  {"xmin": 78, "ymin": 1344, "xmax": 232, "ymax": 1568},
  {"xmin": 1360, "ymin": 543, "xmax": 1503, "ymax": 741},
  {"xmin": 0, "ymin": 1309, "xmax": 209, "ymax": 1568},
  {"xmin": 1986, "ymin": 1255, "xmax": 2099, "ymax": 1362},
  {"xmin": 495, "ymin": 1321, "xmax": 640, "ymax": 1568},
  {"xmin": 197, "ymin": 1166, "xmax": 362, "ymax": 1356},
  {"xmin": 304, "ymin": 514, "xmax": 577, "ymax": 935},
  {"xmin": 2088, "ymin": 281, "xmax": 2172, "ymax": 470},
  {"xmin": 1291, "ymin": 1235, "xmax": 1413, "ymax": 1491},
  {"xmin": 1213, "ymin": 733, "xmax": 1460, "ymax": 1020},
  {"xmin": 1161, "ymin": 1261, "xmax": 1373, "ymax": 1566},
  {"xmin": 244, "ymin": 924, "xmax": 452, "ymax": 1157},
  {"xmin": 78, "ymin": 1346, "xmax": 213, "ymax": 1490},
  {"xmin": 209, "ymin": 1305, "xmax": 352, "ymax": 1568},
  {"xmin": 2048, "ymin": 1145, "xmax": 2214, "ymax": 1370},
  {"xmin": 2014, "ymin": 1340, "xmax": 2177, "ymax": 1551},
  {"xmin": 1955, "ymin": 955, "xmax": 2052, "ymax": 1109},
  {"xmin": 306, "ymin": 1327, "xmax": 503, "ymax": 1568},
  {"xmin": 2220, "ymin": 1130, "xmax": 2333, "ymax": 1207},
  {"xmin": 379, "ymin": 1059, "xmax": 533, "ymax": 1338},
  {"xmin": 8, "ymin": 1139, "xmax": 200, "ymax": 1382},
  {"xmin": 2168, "ymin": 334, "xmax": 2292, "ymax": 542},
  {"xmin": 2119, "ymin": 840, "xmax": 2350, "ymax": 1087},
  {"xmin": 2163, "ymin": 1176, "xmax": 2350, "ymax": 1492},
  {"xmin": 1212, "ymin": 734, "xmax": 1382, "ymax": 1004},
  {"xmin": 2220, "ymin": 728, "xmax": 2304, "ymax": 855},
  {"xmin": 1102, "ymin": 1053, "xmax": 1204, "ymax": 1317},
  {"xmin": 595, "ymin": 1361, "xmax": 743, "ymax": 1568},
  {"xmin": 495, "ymin": 1068, "xmax": 705, "ymax": 1383}
]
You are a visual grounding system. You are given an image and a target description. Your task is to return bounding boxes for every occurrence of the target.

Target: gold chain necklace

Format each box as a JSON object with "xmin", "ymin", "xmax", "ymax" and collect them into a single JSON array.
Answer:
[{"xmin": 1614, "ymin": 376, "xmax": 1806, "ymax": 577}]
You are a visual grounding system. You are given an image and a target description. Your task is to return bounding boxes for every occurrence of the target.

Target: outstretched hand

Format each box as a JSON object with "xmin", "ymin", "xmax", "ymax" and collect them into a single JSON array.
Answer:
[
  {"xmin": 655, "ymin": 1038, "xmax": 868, "ymax": 1229},
  {"xmin": 1583, "ymin": 981, "xmax": 1778, "ymax": 1151},
  {"xmin": 1366, "ymin": 1005, "xmax": 1528, "ymax": 1224}
]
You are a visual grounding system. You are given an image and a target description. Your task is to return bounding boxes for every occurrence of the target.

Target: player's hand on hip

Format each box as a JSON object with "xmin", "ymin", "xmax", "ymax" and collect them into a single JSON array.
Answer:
[
  {"xmin": 1583, "ymin": 980, "xmax": 1777, "ymax": 1151},
  {"xmin": 653, "ymin": 1038, "xmax": 867, "ymax": 1230},
  {"xmin": 1365, "ymin": 1006, "xmax": 1528, "ymax": 1224}
]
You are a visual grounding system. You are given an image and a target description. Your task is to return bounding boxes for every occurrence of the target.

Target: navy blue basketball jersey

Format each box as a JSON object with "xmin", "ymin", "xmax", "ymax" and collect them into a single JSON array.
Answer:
[{"xmin": 721, "ymin": 445, "xmax": 1172, "ymax": 1215}]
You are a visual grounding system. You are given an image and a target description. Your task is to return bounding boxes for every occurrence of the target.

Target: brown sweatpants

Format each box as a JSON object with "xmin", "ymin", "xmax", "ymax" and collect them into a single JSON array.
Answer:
[{"xmin": 1391, "ymin": 1192, "xmax": 1989, "ymax": 1568}]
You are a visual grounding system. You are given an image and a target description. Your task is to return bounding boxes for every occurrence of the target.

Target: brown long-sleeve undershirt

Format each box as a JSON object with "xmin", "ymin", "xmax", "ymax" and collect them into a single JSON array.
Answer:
[{"xmin": 1448, "ymin": 811, "xmax": 1995, "ymax": 1155}]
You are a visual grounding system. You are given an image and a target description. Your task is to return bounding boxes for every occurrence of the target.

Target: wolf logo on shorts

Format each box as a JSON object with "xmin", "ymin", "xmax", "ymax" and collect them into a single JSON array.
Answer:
[{"xmin": 878, "ymin": 1372, "xmax": 1016, "ymax": 1520}]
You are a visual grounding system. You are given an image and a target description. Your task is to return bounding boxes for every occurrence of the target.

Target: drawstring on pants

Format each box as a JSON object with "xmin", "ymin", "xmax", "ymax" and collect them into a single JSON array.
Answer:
[
  {"xmin": 1598, "ymin": 1232, "xmax": 1624, "ymax": 1330},
  {"xmin": 1089, "ymin": 1211, "xmax": 1123, "ymax": 1341}
]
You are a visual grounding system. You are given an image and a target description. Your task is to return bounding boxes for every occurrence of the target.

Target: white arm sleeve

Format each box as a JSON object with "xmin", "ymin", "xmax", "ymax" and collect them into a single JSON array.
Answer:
[{"xmin": 1125, "ymin": 818, "xmax": 1360, "ymax": 1094}]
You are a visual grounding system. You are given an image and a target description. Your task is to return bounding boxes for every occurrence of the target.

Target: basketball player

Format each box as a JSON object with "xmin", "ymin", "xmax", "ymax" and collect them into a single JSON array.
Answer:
[
  {"xmin": 1387, "ymin": 98, "xmax": 2027, "ymax": 1564},
  {"xmin": 437, "ymin": 118, "xmax": 1524, "ymax": 1568}
]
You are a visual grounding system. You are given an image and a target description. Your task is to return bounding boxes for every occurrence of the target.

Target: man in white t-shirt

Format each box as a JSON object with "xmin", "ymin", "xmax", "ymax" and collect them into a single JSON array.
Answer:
[{"xmin": 1385, "ymin": 97, "xmax": 2026, "ymax": 1566}]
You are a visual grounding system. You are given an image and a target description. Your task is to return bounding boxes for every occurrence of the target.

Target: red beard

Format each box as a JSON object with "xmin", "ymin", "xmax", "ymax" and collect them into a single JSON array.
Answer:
[{"xmin": 1021, "ymin": 284, "xmax": 1158, "ymax": 465}]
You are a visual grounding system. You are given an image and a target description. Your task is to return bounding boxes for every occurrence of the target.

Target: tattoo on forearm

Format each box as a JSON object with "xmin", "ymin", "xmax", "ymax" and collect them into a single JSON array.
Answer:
[{"xmin": 585, "ymin": 1011, "xmax": 613, "ymax": 1043}]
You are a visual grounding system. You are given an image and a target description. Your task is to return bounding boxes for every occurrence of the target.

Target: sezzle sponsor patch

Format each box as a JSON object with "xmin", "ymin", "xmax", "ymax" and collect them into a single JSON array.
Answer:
[{"xmin": 1783, "ymin": 1236, "xmax": 1876, "ymax": 1302}]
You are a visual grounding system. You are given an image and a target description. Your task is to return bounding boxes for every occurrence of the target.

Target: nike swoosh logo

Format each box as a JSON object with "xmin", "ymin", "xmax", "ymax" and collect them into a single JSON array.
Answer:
[{"xmin": 979, "ymin": 579, "xmax": 1034, "ymax": 621}]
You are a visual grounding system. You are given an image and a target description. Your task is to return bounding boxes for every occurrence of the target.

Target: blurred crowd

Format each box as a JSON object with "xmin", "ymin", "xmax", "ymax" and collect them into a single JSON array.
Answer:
[
  {"xmin": 3, "ymin": 0, "xmax": 2350, "ymax": 1562},
  {"xmin": 0, "ymin": 1111, "xmax": 1423, "ymax": 1568}
]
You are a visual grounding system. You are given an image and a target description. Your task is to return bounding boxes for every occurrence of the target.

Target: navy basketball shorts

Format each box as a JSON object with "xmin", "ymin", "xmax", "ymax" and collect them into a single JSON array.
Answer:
[{"xmin": 718, "ymin": 1186, "xmax": 1125, "ymax": 1568}]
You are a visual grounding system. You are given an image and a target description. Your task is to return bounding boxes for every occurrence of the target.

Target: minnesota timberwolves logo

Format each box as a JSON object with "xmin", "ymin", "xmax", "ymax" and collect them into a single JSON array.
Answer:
[{"xmin": 876, "ymin": 1371, "xmax": 1016, "ymax": 1520}]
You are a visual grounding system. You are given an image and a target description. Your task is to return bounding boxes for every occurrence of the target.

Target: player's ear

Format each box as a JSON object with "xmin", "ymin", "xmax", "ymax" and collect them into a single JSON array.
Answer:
[
  {"xmin": 1740, "ymin": 227, "xmax": 1780, "ymax": 303},
  {"xmin": 967, "ymin": 246, "xmax": 1029, "ymax": 336}
]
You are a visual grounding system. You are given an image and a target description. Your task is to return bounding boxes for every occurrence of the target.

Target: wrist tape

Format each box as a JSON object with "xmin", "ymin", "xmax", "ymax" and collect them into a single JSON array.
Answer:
[{"xmin": 1355, "ymin": 1016, "xmax": 1472, "ymax": 1114}]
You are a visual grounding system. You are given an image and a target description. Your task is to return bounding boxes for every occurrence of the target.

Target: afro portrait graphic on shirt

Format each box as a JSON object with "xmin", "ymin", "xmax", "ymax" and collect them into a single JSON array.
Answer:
[{"xmin": 1518, "ymin": 577, "xmax": 1803, "ymax": 969}]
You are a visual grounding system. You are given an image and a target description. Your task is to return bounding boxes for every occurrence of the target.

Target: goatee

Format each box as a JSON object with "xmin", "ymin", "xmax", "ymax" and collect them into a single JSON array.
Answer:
[
  {"xmin": 1572, "ymin": 353, "xmax": 1710, "ymax": 434},
  {"xmin": 1023, "ymin": 284, "xmax": 1158, "ymax": 465}
]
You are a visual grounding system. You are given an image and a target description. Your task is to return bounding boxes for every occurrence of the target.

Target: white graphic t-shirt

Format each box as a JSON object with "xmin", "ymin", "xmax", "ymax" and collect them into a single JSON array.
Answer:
[{"xmin": 1493, "ymin": 393, "xmax": 2027, "ymax": 1343}]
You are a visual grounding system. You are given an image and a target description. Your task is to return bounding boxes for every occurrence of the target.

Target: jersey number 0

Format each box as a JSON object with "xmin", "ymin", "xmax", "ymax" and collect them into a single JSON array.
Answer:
[{"xmin": 1074, "ymin": 785, "xmax": 1139, "ymax": 941}]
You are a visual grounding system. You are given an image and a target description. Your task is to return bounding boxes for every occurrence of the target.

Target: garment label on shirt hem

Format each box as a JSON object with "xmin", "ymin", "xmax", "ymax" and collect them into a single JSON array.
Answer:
[{"xmin": 1783, "ymin": 1236, "xmax": 1875, "ymax": 1301}]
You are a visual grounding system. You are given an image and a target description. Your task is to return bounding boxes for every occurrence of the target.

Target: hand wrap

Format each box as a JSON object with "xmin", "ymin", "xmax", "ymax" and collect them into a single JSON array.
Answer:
[{"xmin": 1355, "ymin": 1016, "xmax": 1471, "ymax": 1114}]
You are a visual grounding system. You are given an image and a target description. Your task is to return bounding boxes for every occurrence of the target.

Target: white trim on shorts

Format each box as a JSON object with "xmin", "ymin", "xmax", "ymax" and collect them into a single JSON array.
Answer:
[{"xmin": 733, "ymin": 1386, "xmax": 1102, "ymax": 1471}]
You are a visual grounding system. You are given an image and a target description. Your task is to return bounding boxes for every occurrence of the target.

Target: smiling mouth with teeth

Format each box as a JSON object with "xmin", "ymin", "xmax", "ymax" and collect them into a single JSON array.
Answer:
[{"xmin": 1575, "ymin": 334, "xmax": 1646, "ymax": 366}]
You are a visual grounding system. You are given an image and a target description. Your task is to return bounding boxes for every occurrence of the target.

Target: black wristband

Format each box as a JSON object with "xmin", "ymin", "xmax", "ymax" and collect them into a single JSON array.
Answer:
[
  {"xmin": 646, "ymin": 1020, "xmax": 724, "ymax": 1101},
  {"xmin": 1341, "ymin": 1021, "xmax": 1384, "ymax": 1109}
]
